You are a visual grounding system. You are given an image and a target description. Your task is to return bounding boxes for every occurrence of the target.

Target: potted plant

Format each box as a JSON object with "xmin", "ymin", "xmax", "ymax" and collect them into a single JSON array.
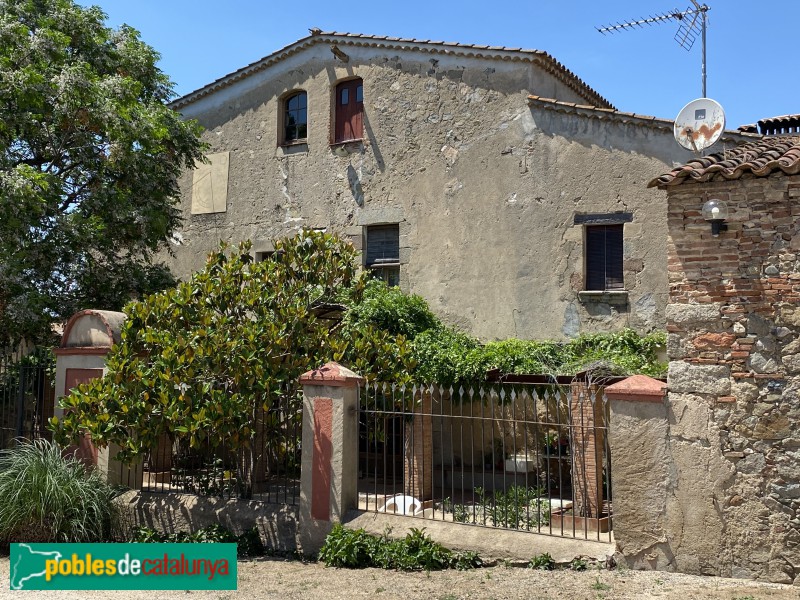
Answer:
[{"xmin": 543, "ymin": 431, "xmax": 569, "ymax": 456}]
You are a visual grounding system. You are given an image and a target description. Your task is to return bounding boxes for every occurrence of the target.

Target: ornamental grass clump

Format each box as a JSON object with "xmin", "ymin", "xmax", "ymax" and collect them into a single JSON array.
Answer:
[{"xmin": 0, "ymin": 439, "xmax": 122, "ymax": 549}]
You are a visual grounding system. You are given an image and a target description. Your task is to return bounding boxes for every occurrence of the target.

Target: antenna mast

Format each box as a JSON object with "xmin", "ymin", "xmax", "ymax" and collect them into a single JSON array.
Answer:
[{"xmin": 597, "ymin": 1, "xmax": 710, "ymax": 97}]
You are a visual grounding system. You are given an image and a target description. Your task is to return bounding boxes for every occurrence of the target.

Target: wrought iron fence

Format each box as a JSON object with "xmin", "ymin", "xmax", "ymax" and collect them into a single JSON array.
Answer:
[
  {"xmin": 358, "ymin": 380, "xmax": 612, "ymax": 541},
  {"xmin": 0, "ymin": 347, "xmax": 55, "ymax": 448},
  {"xmin": 136, "ymin": 388, "xmax": 302, "ymax": 505}
]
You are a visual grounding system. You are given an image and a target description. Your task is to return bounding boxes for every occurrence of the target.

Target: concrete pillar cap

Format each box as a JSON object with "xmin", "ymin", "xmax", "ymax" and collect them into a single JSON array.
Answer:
[
  {"xmin": 299, "ymin": 361, "xmax": 362, "ymax": 387},
  {"xmin": 605, "ymin": 374, "xmax": 667, "ymax": 402}
]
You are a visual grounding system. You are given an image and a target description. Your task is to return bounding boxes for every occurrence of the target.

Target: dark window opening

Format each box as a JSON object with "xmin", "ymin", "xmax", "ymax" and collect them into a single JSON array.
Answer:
[
  {"xmin": 255, "ymin": 251, "xmax": 275, "ymax": 262},
  {"xmin": 585, "ymin": 224, "xmax": 624, "ymax": 291},
  {"xmin": 284, "ymin": 92, "xmax": 307, "ymax": 143},
  {"xmin": 335, "ymin": 79, "xmax": 363, "ymax": 143},
  {"xmin": 365, "ymin": 224, "xmax": 400, "ymax": 286}
]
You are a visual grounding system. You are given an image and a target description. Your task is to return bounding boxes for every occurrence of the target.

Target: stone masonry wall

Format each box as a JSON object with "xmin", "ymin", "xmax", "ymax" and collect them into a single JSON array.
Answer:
[
  {"xmin": 664, "ymin": 174, "xmax": 800, "ymax": 582},
  {"xmin": 170, "ymin": 41, "xmax": 698, "ymax": 341}
]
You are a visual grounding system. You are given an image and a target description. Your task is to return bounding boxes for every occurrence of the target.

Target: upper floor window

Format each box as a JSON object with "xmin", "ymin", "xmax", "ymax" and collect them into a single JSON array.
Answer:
[
  {"xmin": 585, "ymin": 224, "xmax": 624, "ymax": 291},
  {"xmin": 365, "ymin": 224, "xmax": 399, "ymax": 287},
  {"xmin": 335, "ymin": 79, "xmax": 363, "ymax": 143},
  {"xmin": 284, "ymin": 91, "xmax": 307, "ymax": 143}
]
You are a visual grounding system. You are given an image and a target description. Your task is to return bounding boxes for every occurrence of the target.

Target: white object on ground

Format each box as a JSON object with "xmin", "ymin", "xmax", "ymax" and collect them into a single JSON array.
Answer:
[{"xmin": 377, "ymin": 494, "xmax": 424, "ymax": 515}]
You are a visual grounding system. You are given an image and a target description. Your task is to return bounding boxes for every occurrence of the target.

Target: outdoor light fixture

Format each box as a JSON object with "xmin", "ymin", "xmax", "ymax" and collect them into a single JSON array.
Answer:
[{"xmin": 701, "ymin": 199, "xmax": 728, "ymax": 237}]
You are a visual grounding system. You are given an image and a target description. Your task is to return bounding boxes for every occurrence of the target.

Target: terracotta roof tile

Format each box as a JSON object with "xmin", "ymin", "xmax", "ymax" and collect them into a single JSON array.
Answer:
[
  {"xmin": 758, "ymin": 114, "xmax": 800, "ymax": 135},
  {"xmin": 648, "ymin": 136, "xmax": 800, "ymax": 187}
]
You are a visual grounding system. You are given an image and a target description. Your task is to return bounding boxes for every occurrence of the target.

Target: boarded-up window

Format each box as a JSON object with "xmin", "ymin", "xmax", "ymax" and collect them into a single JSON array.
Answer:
[
  {"xmin": 335, "ymin": 79, "xmax": 363, "ymax": 143},
  {"xmin": 365, "ymin": 224, "xmax": 399, "ymax": 286},
  {"xmin": 191, "ymin": 151, "xmax": 229, "ymax": 214},
  {"xmin": 585, "ymin": 224, "xmax": 624, "ymax": 291}
]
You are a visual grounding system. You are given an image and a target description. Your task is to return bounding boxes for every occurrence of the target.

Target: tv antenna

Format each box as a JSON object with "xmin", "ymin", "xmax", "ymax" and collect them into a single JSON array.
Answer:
[{"xmin": 597, "ymin": 1, "xmax": 710, "ymax": 97}]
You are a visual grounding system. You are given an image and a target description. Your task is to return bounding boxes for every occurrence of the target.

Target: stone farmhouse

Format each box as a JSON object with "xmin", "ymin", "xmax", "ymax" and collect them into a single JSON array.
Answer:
[{"xmin": 168, "ymin": 30, "xmax": 753, "ymax": 341}]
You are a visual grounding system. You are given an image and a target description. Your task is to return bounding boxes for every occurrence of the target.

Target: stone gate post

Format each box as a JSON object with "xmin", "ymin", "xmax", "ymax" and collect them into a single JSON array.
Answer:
[
  {"xmin": 604, "ymin": 375, "xmax": 668, "ymax": 568},
  {"xmin": 54, "ymin": 309, "xmax": 142, "ymax": 488},
  {"xmin": 298, "ymin": 362, "xmax": 361, "ymax": 553}
]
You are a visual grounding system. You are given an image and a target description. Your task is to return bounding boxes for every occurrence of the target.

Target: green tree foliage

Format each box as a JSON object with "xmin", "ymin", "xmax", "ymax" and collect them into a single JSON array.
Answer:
[
  {"xmin": 341, "ymin": 279, "xmax": 439, "ymax": 339},
  {"xmin": 52, "ymin": 230, "xmax": 412, "ymax": 498},
  {"xmin": 345, "ymin": 281, "xmax": 667, "ymax": 383},
  {"xmin": 0, "ymin": 0, "xmax": 205, "ymax": 345}
]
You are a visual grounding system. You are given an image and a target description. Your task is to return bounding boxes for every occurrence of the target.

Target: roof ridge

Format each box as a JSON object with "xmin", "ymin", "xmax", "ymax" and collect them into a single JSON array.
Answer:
[{"xmin": 170, "ymin": 31, "xmax": 613, "ymax": 111}]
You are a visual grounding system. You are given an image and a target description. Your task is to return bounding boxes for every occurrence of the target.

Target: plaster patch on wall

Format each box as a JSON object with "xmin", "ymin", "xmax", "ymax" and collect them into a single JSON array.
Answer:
[
  {"xmin": 634, "ymin": 292, "xmax": 657, "ymax": 325},
  {"xmin": 562, "ymin": 301, "xmax": 580, "ymax": 338},
  {"xmin": 191, "ymin": 151, "xmax": 229, "ymax": 214}
]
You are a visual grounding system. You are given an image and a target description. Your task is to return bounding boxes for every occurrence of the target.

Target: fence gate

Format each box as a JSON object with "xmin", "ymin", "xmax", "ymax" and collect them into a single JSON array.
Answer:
[{"xmin": 0, "ymin": 348, "xmax": 55, "ymax": 448}]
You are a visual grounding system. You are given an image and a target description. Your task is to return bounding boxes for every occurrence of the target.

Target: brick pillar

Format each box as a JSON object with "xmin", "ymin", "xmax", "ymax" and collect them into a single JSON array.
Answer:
[
  {"xmin": 569, "ymin": 382, "xmax": 606, "ymax": 518},
  {"xmin": 298, "ymin": 362, "xmax": 361, "ymax": 553},
  {"xmin": 404, "ymin": 391, "xmax": 433, "ymax": 501}
]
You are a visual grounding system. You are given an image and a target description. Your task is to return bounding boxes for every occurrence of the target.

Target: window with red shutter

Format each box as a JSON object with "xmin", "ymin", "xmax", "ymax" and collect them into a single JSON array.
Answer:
[{"xmin": 335, "ymin": 79, "xmax": 363, "ymax": 143}]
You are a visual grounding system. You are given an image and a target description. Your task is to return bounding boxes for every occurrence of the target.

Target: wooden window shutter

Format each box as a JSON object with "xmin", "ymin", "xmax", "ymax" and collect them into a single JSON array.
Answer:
[
  {"xmin": 335, "ymin": 79, "xmax": 363, "ymax": 143},
  {"xmin": 585, "ymin": 224, "xmax": 624, "ymax": 291},
  {"xmin": 366, "ymin": 225, "xmax": 399, "ymax": 266}
]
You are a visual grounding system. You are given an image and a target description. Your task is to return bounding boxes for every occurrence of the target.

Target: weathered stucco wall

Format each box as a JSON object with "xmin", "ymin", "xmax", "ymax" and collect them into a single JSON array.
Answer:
[
  {"xmin": 169, "ymin": 39, "xmax": 697, "ymax": 341},
  {"xmin": 627, "ymin": 174, "xmax": 800, "ymax": 583}
]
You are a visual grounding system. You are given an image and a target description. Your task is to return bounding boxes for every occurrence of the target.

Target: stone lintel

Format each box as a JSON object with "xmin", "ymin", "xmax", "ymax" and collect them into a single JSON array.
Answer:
[
  {"xmin": 299, "ymin": 361, "xmax": 362, "ymax": 387},
  {"xmin": 605, "ymin": 374, "xmax": 667, "ymax": 402}
]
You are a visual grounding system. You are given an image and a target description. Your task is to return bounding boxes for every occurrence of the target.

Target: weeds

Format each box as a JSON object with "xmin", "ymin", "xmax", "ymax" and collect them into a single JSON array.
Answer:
[
  {"xmin": 448, "ymin": 486, "xmax": 550, "ymax": 530},
  {"xmin": 591, "ymin": 578, "xmax": 611, "ymax": 591},
  {"xmin": 319, "ymin": 524, "xmax": 483, "ymax": 572},
  {"xmin": 570, "ymin": 557, "xmax": 588, "ymax": 571},
  {"xmin": 529, "ymin": 553, "xmax": 555, "ymax": 570},
  {"xmin": 130, "ymin": 524, "xmax": 265, "ymax": 557}
]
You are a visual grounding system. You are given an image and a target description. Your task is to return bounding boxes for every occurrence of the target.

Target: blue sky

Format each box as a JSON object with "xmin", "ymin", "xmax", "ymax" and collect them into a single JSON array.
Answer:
[{"xmin": 80, "ymin": 1, "xmax": 796, "ymax": 130}]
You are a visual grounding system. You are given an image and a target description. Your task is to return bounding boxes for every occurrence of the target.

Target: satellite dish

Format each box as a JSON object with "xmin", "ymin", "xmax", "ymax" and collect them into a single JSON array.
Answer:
[{"xmin": 674, "ymin": 97, "xmax": 726, "ymax": 152}]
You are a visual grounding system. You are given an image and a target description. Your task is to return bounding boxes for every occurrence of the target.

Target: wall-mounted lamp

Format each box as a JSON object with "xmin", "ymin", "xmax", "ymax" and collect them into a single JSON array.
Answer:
[{"xmin": 701, "ymin": 199, "xmax": 728, "ymax": 237}]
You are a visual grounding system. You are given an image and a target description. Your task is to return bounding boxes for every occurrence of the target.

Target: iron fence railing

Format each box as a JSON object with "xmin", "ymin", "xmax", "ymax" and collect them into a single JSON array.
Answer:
[
  {"xmin": 0, "ymin": 348, "xmax": 55, "ymax": 448},
  {"xmin": 135, "ymin": 388, "xmax": 302, "ymax": 505},
  {"xmin": 358, "ymin": 380, "xmax": 612, "ymax": 542}
]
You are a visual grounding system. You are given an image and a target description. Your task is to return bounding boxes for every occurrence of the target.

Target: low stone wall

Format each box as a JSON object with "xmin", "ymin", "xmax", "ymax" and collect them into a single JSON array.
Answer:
[
  {"xmin": 343, "ymin": 510, "xmax": 614, "ymax": 565},
  {"xmin": 118, "ymin": 491, "xmax": 298, "ymax": 552}
]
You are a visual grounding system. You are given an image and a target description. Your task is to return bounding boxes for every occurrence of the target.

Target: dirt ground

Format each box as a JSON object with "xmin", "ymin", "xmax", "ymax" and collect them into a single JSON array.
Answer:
[{"xmin": 3, "ymin": 556, "xmax": 800, "ymax": 600}]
